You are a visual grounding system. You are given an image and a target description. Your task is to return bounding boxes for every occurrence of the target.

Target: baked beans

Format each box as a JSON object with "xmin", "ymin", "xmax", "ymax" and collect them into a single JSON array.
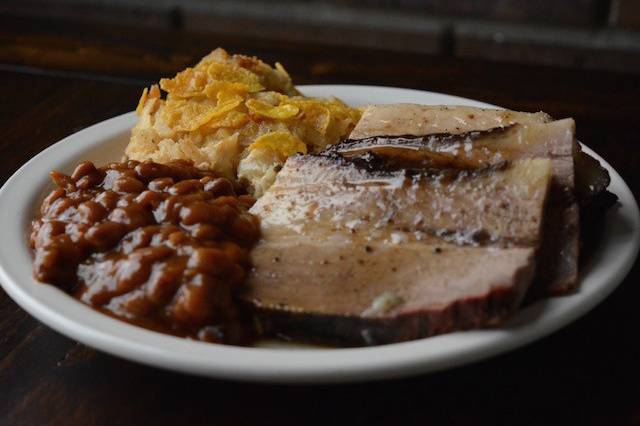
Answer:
[{"xmin": 30, "ymin": 159, "xmax": 260, "ymax": 344}]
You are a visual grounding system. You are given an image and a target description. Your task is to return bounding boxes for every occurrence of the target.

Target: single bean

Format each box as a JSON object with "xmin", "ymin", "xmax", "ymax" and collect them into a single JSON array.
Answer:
[
  {"xmin": 169, "ymin": 179, "xmax": 202, "ymax": 195},
  {"xmin": 84, "ymin": 221, "xmax": 128, "ymax": 251},
  {"xmin": 204, "ymin": 178, "xmax": 235, "ymax": 197},
  {"xmin": 179, "ymin": 201, "xmax": 215, "ymax": 225},
  {"xmin": 135, "ymin": 190, "xmax": 163, "ymax": 208},
  {"xmin": 94, "ymin": 190, "xmax": 120, "ymax": 210},
  {"xmin": 77, "ymin": 201, "xmax": 107, "ymax": 223},
  {"xmin": 41, "ymin": 188, "xmax": 66, "ymax": 215},
  {"xmin": 145, "ymin": 257, "xmax": 186, "ymax": 305},
  {"xmin": 113, "ymin": 176, "xmax": 145, "ymax": 194},
  {"xmin": 148, "ymin": 177, "xmax": 174, "ymax": 191},
  {"xmin": 190, "ymin": 223, "xmax": 221, "ymax": 240},
  {"xmin": 71, "ymin": 161, "xmax": 97, "ymax": 181},
  {"xmin": 135, "ymin": 161, "xmax": 173, "ymax": 179}
]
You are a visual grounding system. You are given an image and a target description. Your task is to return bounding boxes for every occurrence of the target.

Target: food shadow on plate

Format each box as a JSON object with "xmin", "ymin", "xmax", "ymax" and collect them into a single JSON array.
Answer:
[
  {"xmin": 579, "ymin": 199, "xmax": 635, "ymax": 279},
  {"xmin": 508, "ymin": 194, "xmax": 628, "ymax": 330}
]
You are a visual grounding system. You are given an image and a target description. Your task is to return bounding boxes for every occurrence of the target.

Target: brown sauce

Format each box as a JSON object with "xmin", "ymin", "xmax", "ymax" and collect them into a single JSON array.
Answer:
[{"xmin": 30, "ymin": 159, "xmax": 260, "ymax": 345}]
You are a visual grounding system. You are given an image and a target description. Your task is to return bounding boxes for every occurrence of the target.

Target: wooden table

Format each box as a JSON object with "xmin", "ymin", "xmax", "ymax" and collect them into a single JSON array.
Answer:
[{"xmin": 1, "ymin": 16, "xmax": 639, "ymax": 425}]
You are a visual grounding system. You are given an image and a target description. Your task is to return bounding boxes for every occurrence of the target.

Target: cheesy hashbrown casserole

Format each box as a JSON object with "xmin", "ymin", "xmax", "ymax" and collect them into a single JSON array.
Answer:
[{"xmin": 127, "ymin": 48, "xmax": 361, "ymax": 196}]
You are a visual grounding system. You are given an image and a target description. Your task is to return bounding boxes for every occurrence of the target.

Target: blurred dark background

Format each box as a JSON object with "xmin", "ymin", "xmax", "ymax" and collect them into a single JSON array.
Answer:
[
  {"xmin": 2, "ymin": 0, "xmax": 640, "ymax": 74},
  {"xmin": 2, "ymin": 4, "xmax": 640, "ymax": 426}
]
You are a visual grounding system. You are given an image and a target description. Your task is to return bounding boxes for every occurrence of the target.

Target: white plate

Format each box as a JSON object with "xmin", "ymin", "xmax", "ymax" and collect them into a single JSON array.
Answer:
[{"xmin": 0, "ymin": 85, "xmax": 638, "ymax": 384}]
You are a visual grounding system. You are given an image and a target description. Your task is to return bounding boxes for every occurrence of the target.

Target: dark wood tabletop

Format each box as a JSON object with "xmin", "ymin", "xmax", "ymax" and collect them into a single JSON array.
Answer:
[{"xmin": 1, "ymin": 15, "xmax": 639, "ymax": 426}]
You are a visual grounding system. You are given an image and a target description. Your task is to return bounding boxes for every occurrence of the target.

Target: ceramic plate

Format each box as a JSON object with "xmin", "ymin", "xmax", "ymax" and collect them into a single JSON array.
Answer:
[{"xmin": 1, "ymin": 85, "xmax": 638, "ymax": 383}]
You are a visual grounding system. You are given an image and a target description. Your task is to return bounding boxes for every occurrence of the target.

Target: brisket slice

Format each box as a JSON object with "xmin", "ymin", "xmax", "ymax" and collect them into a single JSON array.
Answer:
[
  {"xmin": 349, "ymin": 104, "xmax": 579, "ymax": 294},
  {"xmin": 248, "ymin": 241, "xmax": 536, "ymax": 346},
  {"xmin": 242, "ymin": 153, "xmax": 552, "ymax": 345},
  {"xmin": 349, "ymin": 104, "xmax": 552, "ymax": 139}
]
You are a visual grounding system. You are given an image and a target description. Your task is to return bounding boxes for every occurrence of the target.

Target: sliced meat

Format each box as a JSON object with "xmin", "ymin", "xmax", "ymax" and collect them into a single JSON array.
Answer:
[
  {"xmin": 249, "ymin": 241, "xmax": 536, "ymax": 345},
  {"xmin": 349, "ymin": 104, "xmax": 551, "ymax": 139},
  {"xmin": 350, "ymin": 104, "xmax": 612, "ymax": 212},
  {"xmin": 254, "ymin": 154, "xmax": 551, "ymax": 247},
  {"xmin": 350, "ymin": 105, "xmax": 579, "ymax": 294},
  {"xmin": 242, "ymin": 153, "xmax": 552, "ymax": 345}
]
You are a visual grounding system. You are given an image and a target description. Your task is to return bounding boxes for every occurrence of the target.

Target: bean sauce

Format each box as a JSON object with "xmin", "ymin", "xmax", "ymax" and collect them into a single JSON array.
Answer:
[{"xmin": 30, "ymin": 159, "xmax": 260, "ymax": 345}]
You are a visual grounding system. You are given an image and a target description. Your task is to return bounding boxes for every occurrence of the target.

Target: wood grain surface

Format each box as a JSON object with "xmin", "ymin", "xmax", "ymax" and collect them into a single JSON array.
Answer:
[{"xmin": 1, "ymin": 15, "xmax": 639, "ymax": 426}]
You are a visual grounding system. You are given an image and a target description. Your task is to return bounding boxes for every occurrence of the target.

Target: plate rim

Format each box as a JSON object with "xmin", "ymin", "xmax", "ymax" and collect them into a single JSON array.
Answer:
[{"xmin": 0, "ymin": 84, "xmax": 638, "ymax": 383}]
